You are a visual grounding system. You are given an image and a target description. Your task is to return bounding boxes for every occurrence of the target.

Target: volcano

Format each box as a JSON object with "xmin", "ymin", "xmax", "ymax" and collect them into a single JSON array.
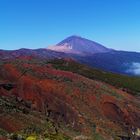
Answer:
[{"xmin": 48, "ymin": 35, "xmax": 111, "ymax": 54}]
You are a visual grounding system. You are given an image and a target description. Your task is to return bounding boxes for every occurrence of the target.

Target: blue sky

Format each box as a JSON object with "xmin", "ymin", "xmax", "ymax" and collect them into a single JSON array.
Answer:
[{"xmin": 0, "ymin": 0, "xmax": 140, "ymax": 51}]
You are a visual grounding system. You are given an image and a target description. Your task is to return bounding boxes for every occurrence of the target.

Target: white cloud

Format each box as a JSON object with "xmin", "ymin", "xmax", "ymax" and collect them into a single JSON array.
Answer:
[{"xmin": 126, "ymin": 62, "xmax": 140, "ymax": 75}]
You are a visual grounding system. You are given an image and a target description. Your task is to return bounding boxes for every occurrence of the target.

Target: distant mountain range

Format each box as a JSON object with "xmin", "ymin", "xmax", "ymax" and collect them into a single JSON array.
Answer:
[{"xmin": 1, "ymin": 35, "xmax": 140, "ymax": 76}]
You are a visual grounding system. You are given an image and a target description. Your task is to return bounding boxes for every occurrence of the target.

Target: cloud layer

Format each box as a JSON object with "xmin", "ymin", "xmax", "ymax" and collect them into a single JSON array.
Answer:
[{"xmin": 126, "ymin": 62, "xmax": 140, "ymax": 75}]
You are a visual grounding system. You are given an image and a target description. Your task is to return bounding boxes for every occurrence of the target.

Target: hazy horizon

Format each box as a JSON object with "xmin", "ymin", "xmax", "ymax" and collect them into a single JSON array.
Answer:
[{"xmin": 0, "ymin": 0, "xmax": 140, "ymax": 52}]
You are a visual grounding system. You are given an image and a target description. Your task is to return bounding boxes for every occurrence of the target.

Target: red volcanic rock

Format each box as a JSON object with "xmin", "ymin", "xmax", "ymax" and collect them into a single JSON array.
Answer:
[
  {"xmin": 0, "ymin": 64, "xmax": 21, "ymax": 83},
  {"xmin": 0, "ymin": 117, "xmax": 23, "ymax": 133},
  {"xmin": 120, "ymin": 101, "xmax": 140, "ymax": 128},
  {"xmin": 0, "ymin": 137, "xmax": 8, "ymax": 140},
  {"xmin": 88, "ymin": 95, "xmax": 96, "ymax": 103},
  {"xmin": 45, "ymin": 68, "xmax": 78, "ymax": 80},
  {"xmin": 0, "ymin": 61, "xmax": 140, "ymax": 139},
  {"xmin": 102, "ymin": 102, "xmax": 124, "ymax": 122},
  {"xmin": 100, "ymin": 93, "xmax": 118, "ymax": 103},
  {"xmin": 100, "ymin": 94, "xmax": 140, "ymax": 128}
]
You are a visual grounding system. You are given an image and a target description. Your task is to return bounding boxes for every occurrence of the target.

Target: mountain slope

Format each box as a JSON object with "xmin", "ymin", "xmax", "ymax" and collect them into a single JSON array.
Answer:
[
  {"xmin": 48, "ymin": 58, "xmax": 140, "ymax": 96},
  {"xmin": 73, "ymin": 50, "xmax": 140, "ymax": 76},
  {"xmin": 0, "ymin": 57, "xmax": 140, "ymax": 140},
  {"xmin": 48, "ymin": 35, "xmax": 111, "ymax": 54}
]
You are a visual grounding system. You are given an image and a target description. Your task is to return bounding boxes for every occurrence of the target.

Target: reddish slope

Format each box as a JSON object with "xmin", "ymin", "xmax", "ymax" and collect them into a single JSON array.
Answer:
[{"xmin": 0, "ymin": 59, "xmax": 140, "ymax": 139}]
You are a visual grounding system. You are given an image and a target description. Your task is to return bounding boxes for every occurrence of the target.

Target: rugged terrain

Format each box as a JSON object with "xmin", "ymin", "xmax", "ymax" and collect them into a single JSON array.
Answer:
[{"xmin": 0, "ymin": 57, "xmax": 140, "ymax": 140}]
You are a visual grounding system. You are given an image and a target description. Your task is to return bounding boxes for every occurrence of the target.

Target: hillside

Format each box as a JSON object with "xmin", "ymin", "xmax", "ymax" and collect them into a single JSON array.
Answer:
[
  {"xmin": 0, "ymin": 57, "xmax": 140, "ymax": 140},
  {"xmin": 48, "ymin": 59, "xmax": 140, "ymax": 96}
]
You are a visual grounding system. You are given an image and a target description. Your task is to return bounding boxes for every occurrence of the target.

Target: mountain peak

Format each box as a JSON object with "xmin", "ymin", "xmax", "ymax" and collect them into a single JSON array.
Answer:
[
  {"xmin": 66, "ymin": 35, "xmax": 83, "ymax": 39},
  {"xmin": 69, "ymin": 35, "xmax": 82, "ymax": 38},
  {"xmin": 48, "ymin": 35, "xmax": 111, "ymax": 54}
]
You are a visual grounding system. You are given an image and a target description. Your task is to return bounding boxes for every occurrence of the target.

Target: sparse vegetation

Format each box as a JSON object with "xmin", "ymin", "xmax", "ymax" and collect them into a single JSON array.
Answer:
[
  {"xmin": 0, "ymin": 58, "xmax": 140, "ymax": 140},
  {"xmin": 48, "ymin": 59, "xmax": 140, "ymax": 96}
]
